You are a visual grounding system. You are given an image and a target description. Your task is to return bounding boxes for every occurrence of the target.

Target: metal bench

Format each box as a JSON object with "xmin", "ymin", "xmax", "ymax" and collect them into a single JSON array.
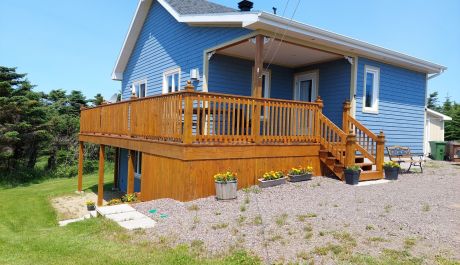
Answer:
[{"xmin": 387, "ymin": 146, "xmax": 424, "ymax": 173}]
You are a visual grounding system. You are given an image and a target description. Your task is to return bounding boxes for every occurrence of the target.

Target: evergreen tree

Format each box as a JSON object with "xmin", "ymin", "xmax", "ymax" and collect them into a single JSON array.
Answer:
[{"xmin": 427, "ymin": 92, "xmax": 440, "ymax": 111}]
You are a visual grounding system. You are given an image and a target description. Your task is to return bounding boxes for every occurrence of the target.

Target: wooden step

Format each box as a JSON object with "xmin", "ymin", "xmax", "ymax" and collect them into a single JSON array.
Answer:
[
  {"xmin": 355, "ymin": 162, "xmax": 373, "ymax": 171},
  {"xmin": 325, "ymin": 157, "xmax": 337, "ymax": 166},
  {"xmin": 360, "ymin": 170, "xmax": 383, "ymax": 181},
  {"xmin": 354, "ymin": 155, "xmax": 364, "ymax": 163},
  {"xmin": 319, "ymin": 150, "xmax": 329, "ymax": 159}
]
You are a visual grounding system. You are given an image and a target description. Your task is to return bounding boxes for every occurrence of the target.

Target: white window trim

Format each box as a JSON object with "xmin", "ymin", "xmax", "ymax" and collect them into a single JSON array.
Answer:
[
  {"xmin": 251, "ymin": 68, "xmax": 271, "ymax": 98},
  {"xmin": 134, "ymin": 151, "xmax": 142, "ymax": 179},
  {"xmin": 293, "ymin": 70, "xmax": 319, "ymax": 102},
  {"xmin": 131, "ymin": 79, "xmax": 148, "ymax": 98},
  {"xmin": 362, "ymin": 65, "xmax": 380, "ymax": 114},
  {"xmin": 162, "ymin": 67, "xmax": 181, "ymax": 94}
]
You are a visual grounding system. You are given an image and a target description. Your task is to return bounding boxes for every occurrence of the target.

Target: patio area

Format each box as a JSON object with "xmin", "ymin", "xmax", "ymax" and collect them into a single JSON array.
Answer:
[{"xmin": 130, "ymin": 160, "xmax": 460, "ymax": 264}]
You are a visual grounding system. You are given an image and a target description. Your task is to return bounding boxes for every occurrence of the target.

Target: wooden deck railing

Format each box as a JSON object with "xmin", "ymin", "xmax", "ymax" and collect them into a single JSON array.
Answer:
[{"xmin": 80, "ymin": 82, "xmax": 321, "ymax": 145}]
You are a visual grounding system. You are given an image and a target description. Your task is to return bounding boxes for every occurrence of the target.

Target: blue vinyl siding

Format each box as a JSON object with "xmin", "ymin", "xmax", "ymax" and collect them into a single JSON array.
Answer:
[
  {"xmin": 118, "ymin": 149, "xmax": 141, "ymax": 193},
  {"xmin": 355, "ymin": 57, "xmax": 427, "ymax": 154},
  {"xmin": 121, "ymin": 1, "xmax": 250, "ymax": 99},
  {"xmin": 297, "ymin": 59, "xmax": 351, "ymax": 125},
  {"xmin": 208, "ymin": 54, "xmax": 294, "ymax": 99}
]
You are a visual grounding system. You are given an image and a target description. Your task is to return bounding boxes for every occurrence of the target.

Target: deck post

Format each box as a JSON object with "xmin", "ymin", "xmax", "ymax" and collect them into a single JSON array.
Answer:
[
  {"xmin": 315, "ymin": 96, "xmax": 323, "ymax": 142},
  {"xmin": 77, "ymin": 141, "xmax": 84, "ymax": 192},
  {"xmin": 252, "ymin": 35, "xmax": 264, "ymax": 144},
  {"xmin": 97, "ymin": 144, "xmax": 105, "ymax": 207},
  {"xmin": 376, "ymin": 131, "xmax": 385, "ymax": 173},
  {"xmin": 113, "ymin": 147, "xmax": 119, "ymax": 190},
  {"xmin": 345, "ymin": 132, "xmax": 356, "ymax": 168},
  {"xmin": 342, "ymin": 100, "xmax": 351, "ymax": 133},
  {"xmin": 183, "ymin": 81, "xmax": 195, "ymax": 144},
  {"xmin": 127, "ymin": 150, "xmax": 135, "ymax": 194}
]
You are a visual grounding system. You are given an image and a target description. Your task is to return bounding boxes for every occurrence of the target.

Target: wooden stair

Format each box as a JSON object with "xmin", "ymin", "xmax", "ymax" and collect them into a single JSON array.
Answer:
[{"xmin": 319, "ymin": 149, "xmax": 383, "ymax": 181}]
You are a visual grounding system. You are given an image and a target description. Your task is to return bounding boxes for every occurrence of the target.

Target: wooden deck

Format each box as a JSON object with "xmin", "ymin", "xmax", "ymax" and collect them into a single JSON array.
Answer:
[{"xmin": 78, "ymin": 83, "xmax": 385, "ymax": 204}]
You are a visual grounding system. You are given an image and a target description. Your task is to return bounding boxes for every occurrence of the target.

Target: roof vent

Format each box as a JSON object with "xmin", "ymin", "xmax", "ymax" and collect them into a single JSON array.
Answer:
[{"xmin": 238, "ymin": 0, "xmax": 253, "ymax": 11}]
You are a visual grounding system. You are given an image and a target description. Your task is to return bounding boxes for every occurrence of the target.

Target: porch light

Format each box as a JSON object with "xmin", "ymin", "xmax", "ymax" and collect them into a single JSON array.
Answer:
[{"xmin": 190, "ymin": 68, "xmax": 200, "ymax": 81}]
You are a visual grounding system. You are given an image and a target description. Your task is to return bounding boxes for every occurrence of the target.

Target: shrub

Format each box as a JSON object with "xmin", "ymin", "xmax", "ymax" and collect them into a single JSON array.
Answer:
[
  {"xmin": 288, "ymin": 166, "xmax": 313, "ymax": 175},
  {"xmin": 213, "ymin": 171, "xmax": 237, "ymax": 182},
  {"xmin": 107, "ymin": 198, "xmax": 122, "ymax": 206},
  {"xmin": 86, "ymin": 200, "xmax": 95, "ymax": 207},
  {"xmin": 345, "ymin": 165, "xmax": 361, "ymax": 171},
  {"xmin": 383, "ymin": 161, "xmax": 401, "ymax": 169},
  {"xmin": 262, "ymin": 170, "xmax": 284, "ymax": 181},
  {"xmin": 121, "ymin": 193, "xmax": 138, "ymax": 203}
]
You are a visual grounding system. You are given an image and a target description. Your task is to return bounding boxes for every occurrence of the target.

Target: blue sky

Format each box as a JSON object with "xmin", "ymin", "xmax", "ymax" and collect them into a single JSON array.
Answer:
[{"xmin": 1, "ymin": 0, "xmax": 459, "ymax": 103}]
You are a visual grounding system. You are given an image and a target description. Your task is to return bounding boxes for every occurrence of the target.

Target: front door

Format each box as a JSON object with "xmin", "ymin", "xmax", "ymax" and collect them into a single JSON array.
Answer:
[{"xmin": 294, "ymin": 71, "xmax": 318, "ymax": 102}]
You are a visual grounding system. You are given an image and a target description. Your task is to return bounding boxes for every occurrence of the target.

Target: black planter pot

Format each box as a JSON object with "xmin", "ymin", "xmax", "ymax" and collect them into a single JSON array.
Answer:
[
  {"xmin": 384, "ymin": 167, "xmax": 399, "ymax": 180},
  {"xmin": 87, "ymin": 205, "xmax": 96, "ymax": 211},
  {"xmin": 344, "ymin": 169, "xmax": 360, "ymax": 185}
]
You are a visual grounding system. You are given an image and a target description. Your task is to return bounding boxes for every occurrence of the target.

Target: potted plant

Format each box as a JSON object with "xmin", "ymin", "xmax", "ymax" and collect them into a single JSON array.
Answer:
[
  {"xmin": 86, "ymin": 200, "xmax": 96, "ymax": 211},
  {"xmin": 344, "ymin": 165, "xmax": 361, "ymax": 185},
  {"xmin": 288, "ymin": 166, "xmax": 313, "ymax": 182},
  {"xmin": 214, "ymin": 171, "xmax": 238, "ymax": 200},
  {"xmin": 258, "ymin": 170, "xmax": 286, "ymax": 188},
  {"xmin": 383, "ymin": 161, "xmax": 401, "ymax": 180}
]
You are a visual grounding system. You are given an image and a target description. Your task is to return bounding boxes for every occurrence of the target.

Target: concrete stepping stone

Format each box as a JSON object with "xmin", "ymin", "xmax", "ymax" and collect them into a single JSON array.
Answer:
[
  {"xmin": 118, "ymin": 217, "xmax": 156, "ymax": 230},
  {"xmin": 105, "ymin": 211, "xmax": 147, "ymax": 222},
  {"xmin": 97, "ymin": 204, "xmax": 136, "ymax": 216}
]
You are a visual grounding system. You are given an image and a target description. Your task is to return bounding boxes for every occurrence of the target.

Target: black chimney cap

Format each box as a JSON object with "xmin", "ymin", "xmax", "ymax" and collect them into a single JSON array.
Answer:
[{"xmin": 238, "ymin": 0, "xmax": 253, "ymax": 12}]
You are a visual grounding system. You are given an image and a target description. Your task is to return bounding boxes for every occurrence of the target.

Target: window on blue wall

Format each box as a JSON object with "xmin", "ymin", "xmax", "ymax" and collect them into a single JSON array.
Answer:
[
  {"xmin": 134, "ymin": 151, "xmax": 142, "ymax": 178},
  {"xmin": 132, "ymin": 80, "xmax": 147, "ymax": 98},
  {"xmin": 163, "ymin": 68, "xmax": 181, "ymax": 94},
  {"xmin": 363, "ymin": 66, "xmax": 380, "ymax": 113}
]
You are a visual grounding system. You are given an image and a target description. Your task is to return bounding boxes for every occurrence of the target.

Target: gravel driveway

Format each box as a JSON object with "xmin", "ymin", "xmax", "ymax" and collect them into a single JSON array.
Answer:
[{"xmin": 133, "ymin": 160, "xmax": 460, "ymax": 264}]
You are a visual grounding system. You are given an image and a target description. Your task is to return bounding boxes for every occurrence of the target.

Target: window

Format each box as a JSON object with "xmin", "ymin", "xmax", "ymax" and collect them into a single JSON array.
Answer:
[
  {"xmin": 162, "ymin": 68, "xmax": 181, "ymax": 94},
  {"xmin": 134, "ymin": 151, "xmax": 142, "ymax": 178},
  {"xmin": 363, "ymin": 66, "xmax": 380, "ymax": 113},
  {"xmin": 132, "ymin": 80, "xmax": 147, "ymax": 98}
]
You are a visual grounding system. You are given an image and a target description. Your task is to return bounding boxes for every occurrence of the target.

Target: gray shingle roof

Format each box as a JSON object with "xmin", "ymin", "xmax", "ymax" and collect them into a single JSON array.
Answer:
[{"xmin": 165, "ymin": 0, "xmax": 237, "ymax": 15}]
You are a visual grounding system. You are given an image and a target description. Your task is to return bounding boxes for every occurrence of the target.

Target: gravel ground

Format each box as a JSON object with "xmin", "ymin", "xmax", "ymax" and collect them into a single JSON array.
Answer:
[{"xmin": 133, "ymin": 160, "xmax": 460, "ymax": 264}]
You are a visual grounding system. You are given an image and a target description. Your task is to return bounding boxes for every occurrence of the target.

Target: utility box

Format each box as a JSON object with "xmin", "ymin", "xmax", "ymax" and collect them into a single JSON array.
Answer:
[{"xmin": 429, "ymin": 141, "xmax": 447, "ymax": 160}]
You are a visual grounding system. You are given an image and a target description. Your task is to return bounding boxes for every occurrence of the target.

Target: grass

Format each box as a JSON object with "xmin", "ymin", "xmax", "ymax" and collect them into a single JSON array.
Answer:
[
  {"xmin": 366, "ymin": 225, "xmax": 375, "ymax": 231},
  {"xmin": 0, "ymin": 167, "xmax": 260, "ymax": 265},
  {"xmin": 275, "ymin": 213, "xmax": 288, "ymax": 226},
  {"xmin": 252, "ymin": 215, "xmax": 262, "ymax": 226},
  {"xmin": 296, "ymin": 213, "xmax": 317, "ymax": 221},
  {"xmin": 211, "ymin": 223, "xmax": 229, "ymax": 230},
  {"xmin": 187, "ymin": 204, "xmax": 200, "ymax": 211},
  {"xmin": 422, "ymin": 203, "xmax": 431, "ymax": 212},
  {"xmin": 404, "ymin": 237, "xmax": 417, "ymax": 249}
]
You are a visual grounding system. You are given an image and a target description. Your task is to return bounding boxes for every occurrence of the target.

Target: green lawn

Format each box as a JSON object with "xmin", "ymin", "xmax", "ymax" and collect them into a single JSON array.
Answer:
[{"xmin": 0, "ymin": 168, "xmax": 260, "ymax": 265}]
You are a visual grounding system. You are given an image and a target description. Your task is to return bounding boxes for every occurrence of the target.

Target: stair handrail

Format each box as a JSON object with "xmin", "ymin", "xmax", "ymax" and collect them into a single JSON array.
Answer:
[{"xmin": 342, "ymin": 101, "xmax": 385, "ymax": 172}]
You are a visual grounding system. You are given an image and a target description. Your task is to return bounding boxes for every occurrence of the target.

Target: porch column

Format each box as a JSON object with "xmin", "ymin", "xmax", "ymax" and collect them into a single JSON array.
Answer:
[
  {"xmin": 113, "ymin": 147, "xmax": 119, "ymax": 190},
  {"xmin": 127, "ymin": 150, "xmax": 135, "ymax": 194},
  {"xmin": 252, "ymin": 35, "xmax": 264, "ymax": 144},
  {"xmin": 97, "ymin": 144, "xmax": 105, "ymax": 207},
  {"xmin": 342, "ymin": 100, "xmax": 351, "ymax": 133},
  {"xmin": 77, "ymin": 141, "xmax": 84, "ymax": 192}
]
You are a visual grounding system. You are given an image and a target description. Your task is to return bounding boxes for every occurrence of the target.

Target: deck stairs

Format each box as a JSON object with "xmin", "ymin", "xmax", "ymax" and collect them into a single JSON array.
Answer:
[{"xmin": 317, "ymin": 102, "xmax": 384, "ymax": 181}]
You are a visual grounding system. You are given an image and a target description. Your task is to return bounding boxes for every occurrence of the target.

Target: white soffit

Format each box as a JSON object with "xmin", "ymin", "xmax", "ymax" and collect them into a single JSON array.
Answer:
[{"xmin": 218, "ymin": 39, "xmax": 342, "ymax": 68}]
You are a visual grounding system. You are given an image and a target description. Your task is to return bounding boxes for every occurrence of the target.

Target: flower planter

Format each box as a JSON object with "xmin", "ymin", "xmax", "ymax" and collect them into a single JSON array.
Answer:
[
  {"xmin": 288, "ymin": 173, "xmax": 312, "ymax": 182},
  {"xmin": 344, "ymin": 169, "xmax": 360, "ymax": 185},
  {"xmin": 258, "ymin": 177, "xmax": 287, "ymax": 188},
  {"xmin": 215, "ymin": 180, "xmax": 237, "ymax": 200},
  {"xmin": 384, "ymin": 167, "xmax": 399, "ymax": 180},
  {"xmin": 87, "ymin": 205, "xmax": 96, "ymax": 211}
]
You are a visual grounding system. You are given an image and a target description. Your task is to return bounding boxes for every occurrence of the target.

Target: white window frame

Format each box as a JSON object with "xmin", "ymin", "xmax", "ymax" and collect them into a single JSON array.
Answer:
[
  {"xmin": 293, "ymin": 70, "xmax": 319, "ymax": 102},
  {"xmin": 162, "ymin": 67, "xmax": 181, "ymax": 94},
  {"xmin": 134, "ymin": 151, "xmax": 142, "ymax": 179},
  {"xmin": 362, "ymin": 65, "xmax": 380, "ymax": 114},
  {"xmin": 131, "ymin": 79, "xmax": 147, "ymax": 98}
]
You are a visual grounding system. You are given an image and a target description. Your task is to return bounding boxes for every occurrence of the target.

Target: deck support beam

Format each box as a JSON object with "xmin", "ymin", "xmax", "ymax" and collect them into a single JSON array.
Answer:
[
  {"xmin": 97, "ymin": 144, "xmax": 105, "ymax": 207},
  {"xmin": 127, "ymin": 150, "xmax": 135, "ymax": 194},
  {"xmin": 77, "ymin": 141, "xmax": 84, "ymax": 192},
  {"xmin": 252, "ymin": 35, "xmax": 264, "ymax": 144},
  {"xmin": 113, "ymin": 147, "xmax": 119, "ymax": 190}
]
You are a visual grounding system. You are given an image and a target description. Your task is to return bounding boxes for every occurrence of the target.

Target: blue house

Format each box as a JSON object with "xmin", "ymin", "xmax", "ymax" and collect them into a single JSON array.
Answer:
[{"xmin": 78, "ymin": 0, "xmax": 446, "ymax": 203}]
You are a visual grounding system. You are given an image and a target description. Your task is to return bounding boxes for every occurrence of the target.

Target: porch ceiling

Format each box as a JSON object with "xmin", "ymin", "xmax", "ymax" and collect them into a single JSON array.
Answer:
[{"xmin": 217, "ymin": 38, "xmax": 343, "ymax": 68}]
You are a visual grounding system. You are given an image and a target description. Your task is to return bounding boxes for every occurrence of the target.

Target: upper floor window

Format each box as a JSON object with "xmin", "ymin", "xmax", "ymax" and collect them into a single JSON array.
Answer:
[
  {"xmin": 363, "ymin": 65, "xmax": 380, "ymax": 113},
  {"xmin": 132, "ymin": 80, "xmax": 147, "ymax": 98},
  {"xmin": 162, "ymin": 68, "xmax": 181, "ymax": 94},
  {"xmin": 134, "ymin": 151, "xmax": 142, "ymax": 178}
]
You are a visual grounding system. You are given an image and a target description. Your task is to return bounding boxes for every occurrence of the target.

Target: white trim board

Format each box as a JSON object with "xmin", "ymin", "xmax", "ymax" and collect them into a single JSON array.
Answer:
[{"xmin": 111, "ymin": 0, "xmax": 446, "ymax": 81}]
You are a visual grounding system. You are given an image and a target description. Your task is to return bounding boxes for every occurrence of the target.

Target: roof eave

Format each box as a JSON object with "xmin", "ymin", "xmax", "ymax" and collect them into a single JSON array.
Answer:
[{"xmin": 426, "ymin": 108, "xmax": 453, "ymax": 121}]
